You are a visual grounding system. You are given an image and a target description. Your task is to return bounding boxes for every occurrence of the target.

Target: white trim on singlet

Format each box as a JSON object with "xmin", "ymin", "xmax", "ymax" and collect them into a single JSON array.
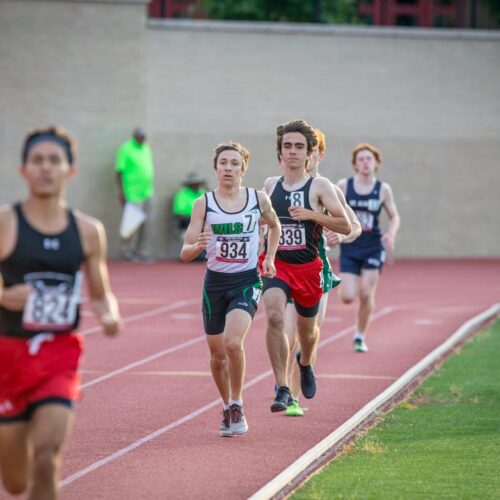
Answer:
[{"xmin": 205, "ymin": 188, "xmax": 261, "ymax": 273}]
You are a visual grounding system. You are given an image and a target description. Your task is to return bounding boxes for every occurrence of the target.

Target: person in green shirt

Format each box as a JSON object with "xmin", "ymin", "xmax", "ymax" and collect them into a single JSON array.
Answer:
[
  {"xmin": 115, "ymin": 128, "xmax": 155, "ymax": 261},
  {"xmin": 173, "ymin": 172, "xmax": 208, "ymax": 234}
]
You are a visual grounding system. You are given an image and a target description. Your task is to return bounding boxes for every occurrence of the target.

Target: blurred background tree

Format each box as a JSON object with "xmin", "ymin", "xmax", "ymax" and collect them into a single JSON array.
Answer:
[{"xmin": 199, "ymin": 0, "xmax": 363, "ymax": 24}]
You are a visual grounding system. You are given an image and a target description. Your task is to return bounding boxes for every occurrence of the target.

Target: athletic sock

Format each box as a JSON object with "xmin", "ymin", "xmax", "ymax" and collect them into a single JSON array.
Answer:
[
  {"xmin": 354, "ymin": 332, "xmax": 365, "ymax": 341},
  {"xmin": 229, "ymin": 399, "xmax": 243, "ymax": 407},
  {"xmin": 223, "ymin": 403, "xmax": 230, "ymax": 411}
]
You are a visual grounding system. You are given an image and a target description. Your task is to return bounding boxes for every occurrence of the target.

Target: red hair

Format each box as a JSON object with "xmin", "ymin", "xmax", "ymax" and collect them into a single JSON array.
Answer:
[{"xmin": 351, "ymin": 143, "xmax": 382, "ymax": 171}]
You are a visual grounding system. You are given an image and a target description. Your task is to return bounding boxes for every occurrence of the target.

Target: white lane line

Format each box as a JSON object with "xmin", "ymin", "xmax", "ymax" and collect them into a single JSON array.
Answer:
[
  {"xmin": 83, "ymin": 370, "xmax": 212, "ymax": 377},
  {"xmin": 81, "ymin": 336, "xmax": 205, "ymax": 389},
  {"xmin": 249, "ymin": 303, "xmax": 500, "ymax": 500},
  {"xmin": 80, "ymin": 299, "xmax": 199, "ymax": 337},
  {"xmin": 171, "ymin": 313, "xmax": 199, "ymax": 320},
  {"xmin": 319, "ymin": 374, "xmax": 396, "ymax": 381},
  {"xmin": 414, "ymin": 319, "xmax": 441, "ymax": 325},
  {"xmin": 61, "ymin": 306, "xmax": 397, "ymax": 488}
]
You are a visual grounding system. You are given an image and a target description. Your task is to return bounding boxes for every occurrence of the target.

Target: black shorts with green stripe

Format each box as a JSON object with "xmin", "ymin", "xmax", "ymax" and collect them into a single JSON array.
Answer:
[{"xmin": 202, "ymin": 268, "xmax": 263, "ymax": 335}]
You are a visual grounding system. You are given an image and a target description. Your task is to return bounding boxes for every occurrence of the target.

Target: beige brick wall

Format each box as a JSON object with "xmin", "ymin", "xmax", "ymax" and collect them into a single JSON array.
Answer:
[{"xmin": 1, "ymin": 3, "xmax": 499, "ymax": 257}]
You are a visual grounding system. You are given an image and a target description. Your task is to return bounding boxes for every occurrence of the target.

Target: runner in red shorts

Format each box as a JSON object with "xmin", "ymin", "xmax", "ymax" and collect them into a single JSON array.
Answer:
[
  {"xmin": 262, "ymin": 120, "xmax": 352, "ymax": 412},
  {"xmin": 0, "ymin": 126, "xmax": 122, "ymax": 499}
]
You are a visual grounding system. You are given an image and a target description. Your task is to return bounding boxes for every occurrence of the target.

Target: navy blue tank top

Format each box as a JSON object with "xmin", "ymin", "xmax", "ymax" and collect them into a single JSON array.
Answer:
[
  {"xmin": 0, "ymin": 204, "xmax": 85, "ymax": 338},
  {"xmin": 270, "ymin": 177, "xmax": 322, "ymax": 264},
  {"xmin": 342, "ymin": 177, "xmax": 383, "ymax": 249}
]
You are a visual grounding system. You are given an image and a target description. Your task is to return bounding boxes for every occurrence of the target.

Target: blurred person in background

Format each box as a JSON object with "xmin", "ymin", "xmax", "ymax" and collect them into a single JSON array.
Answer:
[
  {"xmin": 115, "ymin": 127, "xmax": 155, "ymax": 262},
  {"xmin": 337, "ymin": 143, "xmax": 400, "ymax": 353}
]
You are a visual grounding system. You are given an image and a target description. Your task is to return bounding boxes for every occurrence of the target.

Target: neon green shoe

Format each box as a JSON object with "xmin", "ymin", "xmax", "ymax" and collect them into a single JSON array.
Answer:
[
  {"xmin": 285, "ymin": 401, "xmax": 304, "ymax": 417},
  {"xmin": 353, "ymin": 338, "xmax": 368, "ymax": 353}
]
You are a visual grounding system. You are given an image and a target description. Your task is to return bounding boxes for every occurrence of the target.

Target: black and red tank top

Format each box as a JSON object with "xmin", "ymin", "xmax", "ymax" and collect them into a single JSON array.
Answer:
[
  {"xmin": 270, "ymin": 177, "xmax": 322, "ymax": 264},
  {"xmin": 0, "ymin": 204, "xmax": 85, "ymax": 338}
]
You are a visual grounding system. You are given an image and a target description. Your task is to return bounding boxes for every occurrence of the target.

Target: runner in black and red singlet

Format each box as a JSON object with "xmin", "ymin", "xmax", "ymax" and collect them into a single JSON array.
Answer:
[
  {"xmin": 261, "ymin": 120, "xmax": 352, "ymax": 412},
  {"xmin": 0, "ymin": 126, "xmax": 122, "ymax": 499}
]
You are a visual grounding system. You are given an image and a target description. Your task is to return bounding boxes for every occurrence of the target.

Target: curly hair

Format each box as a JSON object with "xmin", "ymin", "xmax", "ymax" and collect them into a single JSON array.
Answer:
[
  {"xmin": 276, "ymin": 119, "xmax": 318, "ymax": 161},
  {"xmin": 212, "ymin": 142, "xmax": 250, "ymax": 172}
]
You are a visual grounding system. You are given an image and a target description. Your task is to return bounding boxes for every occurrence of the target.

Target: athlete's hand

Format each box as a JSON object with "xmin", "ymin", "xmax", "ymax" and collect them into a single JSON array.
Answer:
[
  {"xmin": 381, "ymin": 233, "xmax": 395, "ymax": 261},
  {"xmin": 196, "ymin": 228, "xmax": 212, "ymax": 250},
  {"xmin": 324, "ymin": 229, "xmax": 342, "ymax": 248},
  {"xmin": 288, "ymin": 206, "xmax": 314, "ymax": 221},
  {"xmin": 101, "ymin": 312, "xmax": 122, "ymax": 337},
  {"xmin": 261, "ymin": 256, "xmax": 276, "ymax": 278},
  {"xmin": 0, "ymin": 283, "xmax": 32, "ymax": 311}
]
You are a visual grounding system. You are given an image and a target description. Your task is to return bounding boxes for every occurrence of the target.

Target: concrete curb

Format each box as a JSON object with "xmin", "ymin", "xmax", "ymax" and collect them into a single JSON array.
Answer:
[{"xmin": 249, "ymin": 303, "xmax": 500, "ymax": 500}]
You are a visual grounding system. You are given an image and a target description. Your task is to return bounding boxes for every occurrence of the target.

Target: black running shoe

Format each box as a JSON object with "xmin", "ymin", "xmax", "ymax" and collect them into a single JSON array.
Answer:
[
  {"xmin": 296, "ymin": 352, "xmax": 317, "ymax": 399},
  {"xmin": 271, "ymin": 386, "xmax": 292, "ymax": 412}
]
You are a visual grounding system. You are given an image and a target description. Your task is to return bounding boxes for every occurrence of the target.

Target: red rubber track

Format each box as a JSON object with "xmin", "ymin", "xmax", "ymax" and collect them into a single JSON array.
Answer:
[{"xmin": 54, "ymin": 259, "xmax": 499, "ymax": 499}]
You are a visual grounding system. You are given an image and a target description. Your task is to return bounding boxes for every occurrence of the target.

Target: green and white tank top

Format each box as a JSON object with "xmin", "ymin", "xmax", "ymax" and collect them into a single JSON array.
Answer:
[{"xmin": 204, "ymin": 188, "xmax": 261, "ymax": 273}]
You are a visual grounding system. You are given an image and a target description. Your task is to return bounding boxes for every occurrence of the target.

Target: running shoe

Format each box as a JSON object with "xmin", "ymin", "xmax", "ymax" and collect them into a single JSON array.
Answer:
[
  {"xmin": 296, "ymin": 352, "xmax": 317, "ymax": 399},
  {"xmin": 353, "ymin": 338, "xmax": 368, "ymax": 352},
  {"xmin": 229, "ymin": 404, "xmax": 248, "ymax": 435},
  {"xmin": 219, "ymin": 409, "xmax": 232, "ymax": 437},
  {"xmin": 285, "ymin": 400, "xmax": 304, "ymax": 417},
  {"xmin": 271, "ymin": 386, "xmax": 292, "ymax": 412}
]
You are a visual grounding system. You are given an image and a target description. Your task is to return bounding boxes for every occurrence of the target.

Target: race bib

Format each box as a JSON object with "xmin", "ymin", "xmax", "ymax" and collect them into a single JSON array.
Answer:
[
  {"xmin": 356, "ymin": 211, "xmax": 375, "ymax": 232},
  {"xmin": 22, "ymin": 271, "xmax": 82, "ymax": 332},
  {"xmin": 278, "ymin": 223, "xmax": 306, "ymax": 251},
  {"xmin": 216, "ymin": 236, "xmax": 249, "ymax": 263}
]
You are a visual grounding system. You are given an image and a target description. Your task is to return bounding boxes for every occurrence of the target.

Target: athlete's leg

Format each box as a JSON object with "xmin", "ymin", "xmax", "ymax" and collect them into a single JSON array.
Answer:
[
  {"xmin": 339, "ymin": 272, "xmax": 358, "ymax": 304},
  {"xmin": 206, "ymin": 333, "xmax": 230, "ymax": 405},
  {"xmin": 357, "ymin": 269, "xmax": 380, "ymax": 334},
  {"xmin": 263, "ymin": 288, "xmax": 289, "ymax": 387},
  {"xmin": 295, "ymin": 313, "xmax": 318, "ymax": 366},
  {"xmin": 284, "ymin": 303, "xmax": 301, "ymax": 398},
  {"xmin": 284, "ymin": 302, "xmax": 298, "ymax": 353},
  {"xmin": 316, "ymin": 292, "xmax": 329, "ymax": 329},
  {"xmin": 29, "ymin": 404, "xmax": 74, "ymax": 500},
  {"xmin": 223, "ymin": 309, "xmax": 252, "ymax": 402},
  {"xmin": 0, "ymin": 421, "xmax": 30, "ymax": 495},
  {"xmin": 289, "ymin": 293, "xmax": 327, "ymax": 399}
]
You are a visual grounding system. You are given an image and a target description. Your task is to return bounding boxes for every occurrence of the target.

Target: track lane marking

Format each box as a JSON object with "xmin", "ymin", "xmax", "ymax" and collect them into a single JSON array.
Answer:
[{"xmin": 61, "ymin": 306, "xmax": 398, "ymax": 487}]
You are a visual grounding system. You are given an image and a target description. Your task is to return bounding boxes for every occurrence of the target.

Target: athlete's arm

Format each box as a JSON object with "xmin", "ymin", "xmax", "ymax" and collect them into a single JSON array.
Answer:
[
  {"xmin": 257, "ymin": 191, "xmax": 280, "ymax": 278},
  {"xmin": 288, "ymin": 177, "xmax": 351, "ymax": 235},
  {"xmin": 325, "ymin": 185, "xmax": 361, "ymax": 246},
  {"xmin": 381, "ymin": 182, "xmax": 400, "ymax": 256},
  {"xmin": 79, "ymin": 214, "xmax": 122, "ymax": 337},
  {"xmin": 180, "ymin": 196, "xmax": 211, "ymax": 262},
  {"xmin": 0, "ymin": 206, "xmax": 32, "ymax": 311},
  {"xmin": 336, "ymin": 178, "xmax": 348, "ymax": 195}
]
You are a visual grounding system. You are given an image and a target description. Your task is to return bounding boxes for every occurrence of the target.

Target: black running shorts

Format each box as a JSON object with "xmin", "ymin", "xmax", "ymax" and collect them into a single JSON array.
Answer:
[{"xmin": 202, "ymin": 268, "xmax": 262, "ymax": 335}]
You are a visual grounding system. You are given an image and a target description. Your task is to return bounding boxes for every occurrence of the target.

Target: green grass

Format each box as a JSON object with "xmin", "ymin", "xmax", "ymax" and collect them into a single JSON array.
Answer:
[{"xmin": 291, "ymin": 320, "xmax": 500, "ymax": 500}]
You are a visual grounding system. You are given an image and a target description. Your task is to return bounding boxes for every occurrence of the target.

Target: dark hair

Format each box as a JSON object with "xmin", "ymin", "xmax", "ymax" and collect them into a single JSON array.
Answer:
[
  {"xmin": 276, "ymin": 119, "xmax": 318, "ymax": 161},
  {"xmin": 212, "ymin": 142, "xmax": 250, "ymax": 172},
  {"xmin": 21, "ymin": 126, "xmax": 76, "ymax": 164}
]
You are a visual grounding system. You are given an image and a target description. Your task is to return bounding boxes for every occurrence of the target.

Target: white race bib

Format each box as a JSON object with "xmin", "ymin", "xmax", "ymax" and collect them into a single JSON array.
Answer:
[
  {"xmin": 278, "ymin": 223, "xmax": 306, "ymax": 251},
  {"xmin": 215, "ymin": 236, "xmax": 249, "ymax": 263},
  {"xmin": 356, "ymin": 211, "xmax": 375, "ymax": 231},
  {"xmin": 22, "ymin": 271, "xmax": 82, "ymax": 332}
]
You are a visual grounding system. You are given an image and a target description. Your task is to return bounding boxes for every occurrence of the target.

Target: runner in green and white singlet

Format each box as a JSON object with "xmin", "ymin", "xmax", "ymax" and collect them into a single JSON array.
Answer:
[{"xmin": 181, "ymin": 142, "xmax": 280, "ymax": 437}]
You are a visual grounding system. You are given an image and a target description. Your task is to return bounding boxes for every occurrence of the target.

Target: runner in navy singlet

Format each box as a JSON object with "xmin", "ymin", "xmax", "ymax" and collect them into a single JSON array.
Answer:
[
  {"xmin": 0, "ymin": 126, "xmax": 122, "ymax": 499},
  {"xmin": 262, "ymin": 120, "xmax": 352, "ymax": 412},
  {"xmin": 181, "ymin": 142, "xmax": 280, "ymax": 436},
  {"xmin": 337, "ymin": 143, "xmax": 400, "ymax": 353}
]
